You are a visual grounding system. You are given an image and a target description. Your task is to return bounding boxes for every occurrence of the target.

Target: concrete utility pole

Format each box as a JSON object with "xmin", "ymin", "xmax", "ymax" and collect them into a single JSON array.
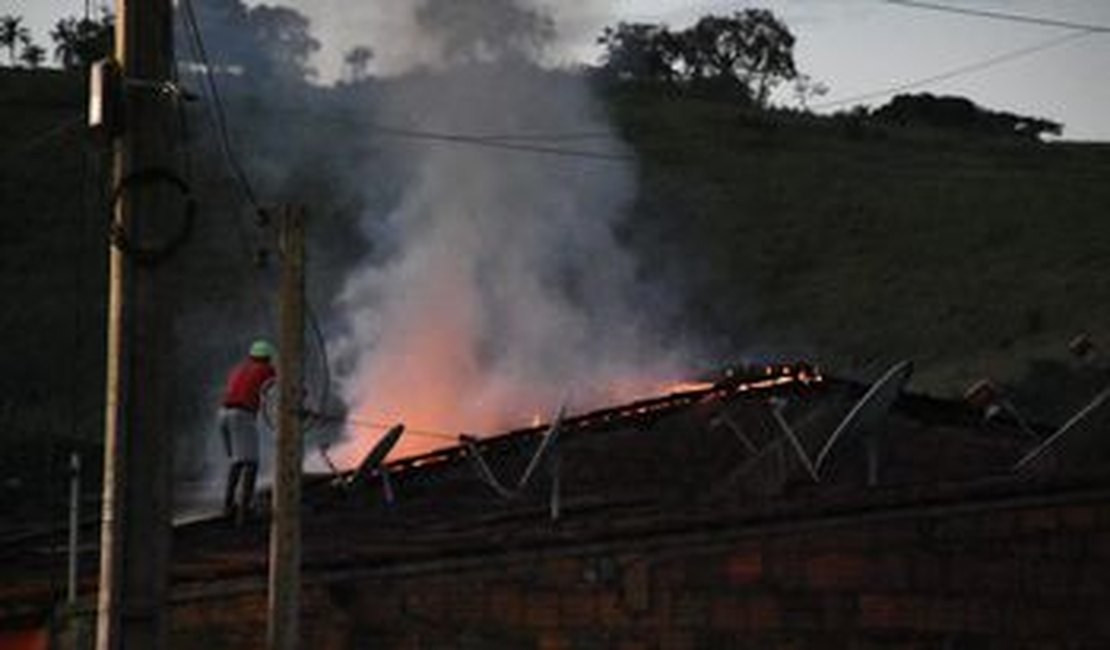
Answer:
[
  {"xmin": 269, "ymin": 206, "xmax": 306, "ymax": 650},
  {"xmin": 96, "ymin": 0, "xmax": 176, "ymax": 648}
]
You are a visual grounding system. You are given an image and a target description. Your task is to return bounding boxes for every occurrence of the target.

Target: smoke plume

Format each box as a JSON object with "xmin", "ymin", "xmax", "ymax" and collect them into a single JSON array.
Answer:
[{"xmin": 329, "ymin": 0, "xmax": 689, "ymax": 462}]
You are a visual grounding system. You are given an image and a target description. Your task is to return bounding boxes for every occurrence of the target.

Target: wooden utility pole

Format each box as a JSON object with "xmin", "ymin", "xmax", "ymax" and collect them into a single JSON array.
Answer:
[
  {"xmin": 96, "ymin": 0, "xmax": 176, "ymax": 648},
  {"xmin": 269, "ymin": 206, "xmax": 306, "ymax": 650}
]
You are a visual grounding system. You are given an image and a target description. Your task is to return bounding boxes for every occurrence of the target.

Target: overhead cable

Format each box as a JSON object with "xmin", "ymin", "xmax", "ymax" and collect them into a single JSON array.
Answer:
[
  {"xmin": 813, "ymin": 30, "xmax": 1095, "ymax": 110},
  {"xmin": 267, "ymin": 107, "xmax": 634, "ymax": 162},
  {"xmin": 178, "ymin": 0, "xmax": 264, "ymax": 215},
  {"xmin": 884, "ymin": 0, "xmax": 1110, "ymax": 33}
]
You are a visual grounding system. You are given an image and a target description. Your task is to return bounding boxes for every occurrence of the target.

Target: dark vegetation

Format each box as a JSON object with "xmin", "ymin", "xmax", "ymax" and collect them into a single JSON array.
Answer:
[
  {"xmin": 2, "ymin": 3, "xmax": 1109, "ymax": 530},
  {"xmin": 866, "ymin": 93, "xmax": 1063, "ymax": 141},
  {"xmin": 597, "ymin": 9, "xmax": 800, "ymax": 107}
]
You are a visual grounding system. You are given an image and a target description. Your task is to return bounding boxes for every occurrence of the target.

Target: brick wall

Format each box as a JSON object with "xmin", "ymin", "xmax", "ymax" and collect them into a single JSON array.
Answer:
[{"xmin": 153, "ymin": 493, "xmax": 1110, "ymax": 650}]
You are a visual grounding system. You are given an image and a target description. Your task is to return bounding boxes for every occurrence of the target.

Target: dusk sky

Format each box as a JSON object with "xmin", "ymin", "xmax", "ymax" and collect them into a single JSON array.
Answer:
[{"xmin": 7, "ymin": 0, "xmax": 1110, "ymax": 141}]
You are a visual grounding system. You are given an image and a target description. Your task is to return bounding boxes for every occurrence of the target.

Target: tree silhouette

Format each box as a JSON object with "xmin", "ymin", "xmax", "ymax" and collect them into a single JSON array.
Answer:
[
  {"xmin": 598, "ymin": 9, "xmax": 800, "ymax": 107},
  {"xmin": 342, "ymin": 46, "xmax": 374, "ymax": 83},
  {"xmin": 597, "ymin": 22, "xmax": 681, "ymax": 84},
  {"xmin": 177, "ymin": 0, "xmax": 321, "ymax": 83},
  {"xmin": 682, "ymin": 10, "xmax": 797, "ymax": 106},
  {"xmin": 0, "ymin": 15, "xmax": 30, "ymax": 66},
  {"xmin": 50, "ymin": 14, "xmax": 114, "ymax": 70},
  {"xmin": 246, "ymin": 4, "xmax": 320, "ymax": 80},
  {"xmin": 19, "ymin": 43, "xmax": 45, "ymax": 69},
  {"xmin": 872, "ymin": 93, "xmax": 1063, "ymax": 140}
]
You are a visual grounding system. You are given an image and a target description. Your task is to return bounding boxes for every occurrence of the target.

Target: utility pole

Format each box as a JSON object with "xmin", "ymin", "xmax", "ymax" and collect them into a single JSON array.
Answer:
[
  {"xmin": 269, "ymin": 206, "xmax": 306, "ymax": 650},
  {"xmin": 96, "ymin": 0, "xmax": 176, "ymax": 648}
]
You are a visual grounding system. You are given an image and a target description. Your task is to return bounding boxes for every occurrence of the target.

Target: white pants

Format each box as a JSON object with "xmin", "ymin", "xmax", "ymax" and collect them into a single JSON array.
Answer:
[{"xmin": 219, "ymin": 407, "xmax": 260, "ymax": 463}]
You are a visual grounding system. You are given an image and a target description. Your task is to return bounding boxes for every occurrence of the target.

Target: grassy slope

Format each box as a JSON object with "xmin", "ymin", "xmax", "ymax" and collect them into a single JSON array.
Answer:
[
  {"xmin": 612, "ymin": 89, "xmax": 1110, "ymax": 395},
  {"xmin": 0, "ymin": 69, "xmax": 105, "ymax": 520}
]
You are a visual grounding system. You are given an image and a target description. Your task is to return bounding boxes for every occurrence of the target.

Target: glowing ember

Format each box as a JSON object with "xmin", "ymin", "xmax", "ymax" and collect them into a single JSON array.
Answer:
[
  {"xmin": 332, "ymin": 372, "xmax": 697, "ymax": 467},
  {"xmin": 328, "ymin": 364, "xmax": 822, "ymax": 468}
]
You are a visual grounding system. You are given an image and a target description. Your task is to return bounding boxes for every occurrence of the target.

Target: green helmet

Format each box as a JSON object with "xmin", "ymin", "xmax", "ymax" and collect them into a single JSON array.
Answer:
[{"xmin": 249, "ymin": 339, "xmax": 274, "ymax": 359}]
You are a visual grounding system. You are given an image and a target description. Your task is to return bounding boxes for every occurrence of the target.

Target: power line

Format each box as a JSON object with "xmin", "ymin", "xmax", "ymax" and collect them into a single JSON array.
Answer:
[
  {"xmin": 178, "ymin": 0, "xmax": 264, "ymax": 216},
  {"xmin": 369, "ymin": 124, "xmax": 633, "ymax": 161},
  {"xmin": 304, "ymin": 409, "xmax": 460, "ymax": 442},
  {"xmin": 267, "ymin": 107, "xmax": 634, "ymax": 162},
  {"xmin": 176, "ymin": 0, "xmax": 277, "ymax": 331},
  {"xmin": 813, "ymin": 30, "xmax": 1095, "ymax": 111},
  {"xmin": 884, "ymin": 0, "xmax": 1110, "ymax": 33}
]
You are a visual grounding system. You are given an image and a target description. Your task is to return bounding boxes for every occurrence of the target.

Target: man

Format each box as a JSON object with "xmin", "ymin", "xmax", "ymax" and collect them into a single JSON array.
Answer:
[{"xmin": 218, "ymin": 339, "xmax": 276, "ymax": 524}]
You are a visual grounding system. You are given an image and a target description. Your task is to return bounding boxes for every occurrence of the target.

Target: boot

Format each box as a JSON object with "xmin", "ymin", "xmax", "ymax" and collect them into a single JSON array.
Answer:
[
  {"xmin": 236, "ymin": 462, "xmax": 258, "ymax": 527},
  {"xmin": 224, "ymin": 462, "xmax": 243, "ymax": 519}
]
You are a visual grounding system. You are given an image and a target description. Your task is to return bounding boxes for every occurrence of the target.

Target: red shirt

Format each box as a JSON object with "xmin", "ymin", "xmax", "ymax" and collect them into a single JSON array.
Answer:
[{"xmin": 222, "ymin": 357, "xmax": 276, "ymax": 412}]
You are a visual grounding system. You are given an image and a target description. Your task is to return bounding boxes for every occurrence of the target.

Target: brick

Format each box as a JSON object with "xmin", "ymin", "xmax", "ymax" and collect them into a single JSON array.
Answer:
[
  {"xmin": 1060, "ymin": 505, "xmax": 1097, "ymax": 530},
  {"xmin": 908, "ymin": 555, "xmax": 947, "ymax": 593},
  {"xmin": 807, "ymin": 553, "xmax": 868, "ymax": 590},
  {"xmin": 543, "ymin": 556, "xmax": 584, "ymax": 588},
  {"xmin": 922, "ymin": 598, "xmax": 964, "ymax": 633},
  {"xmin": 488, "ymin": 586, "xmax": 525, "ymax": 626},
  {"xmin": 356, "ymin": 592, "xmax": 402, "ymax": 625},
  {"xmin": 973, "ymin": 560, "xmax": 1018, "ymax": 595},
  {"xmin": 858, "ymin": 594, "xmax": 917, "ymax": 630},
  {"xmin": 1039, "ymin": 535, "xmax": 1087, "ymax": 561},
  {"xmin": 710, "ymin": 596, "xmax": 742, "ymax": 630},
  {"xmin": 743, "ymin": 595, "xmax": 781, "ymax": 631},
  {"xmin": 725, "ymin": 551, "xmax": 763, "ymax": 586},
  {"xmin": 525, "ymin": 592, "xmax": 560, "ymax": 628},
  {"xmin": 659, "ymin": 631, "xmax": 695, "ymax": 650},
  {"xmin": 597, "ymin": 592, "xmax": 629, "ymax": 627},
  {"xmin": 963, "ymin": 599, "xmax": 1000, "ymax": 633},
  {"xmin": 777, "ymin": 595, "xmax": 823, "ymax": 631},
  {"xmin": 864, "ymin": 555, "xmax": 909, "ymax": 591},
  {"xmin": 671, "ymin": 593, "xmax": 710, "ymax": 627},
  {"xmin": 1091, "ymin": 533, "xmax": 1110, "ymax": 559},
  {"xmin": 559, "ymin": 592, "xmax": 597, "ymax": 627},
  {"xmin": 1019, "ymin": 507, "xmax": 1059, "ymax": 533},
  {"xmin": 445, "ymin": 589, "xmax": 485, "ymax": 623},
  {"xmin": 622, "ymin": 560, "xmax": 652, "ymax": 613},
  {"xmin": 819, "ymin": 595, "xmax": 856, "ymax": 630},
  {"xmin": 982, "ymin": 511, "xmax": 1017, "ymax": 539},
  {"xmin": 765, "ymin": 551, "xmax": 808, "ymax": 590},
  {"xmin": 654, "ymin": 558, "xmax": 687, "ymax": 589},
  {"xmin": 537, "ymin": 631, "xmax": 570, "ymax": 650},
  {"xmin": 684, "ymin": 558, "xmax": 726, "ymax": 589}
]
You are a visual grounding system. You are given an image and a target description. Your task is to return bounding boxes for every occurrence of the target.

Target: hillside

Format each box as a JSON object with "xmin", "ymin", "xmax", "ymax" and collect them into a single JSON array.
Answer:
[
  {"xmin": 3, "ymin": 68, "xmax": 1110, "ymax": 523},
  {"xmin": 611, "ymin": 87, "xmax": 1110, "ymax": 393},
  {"xmin": 0, "ymin": 69, "xmax": 104, "ymax": 522}
]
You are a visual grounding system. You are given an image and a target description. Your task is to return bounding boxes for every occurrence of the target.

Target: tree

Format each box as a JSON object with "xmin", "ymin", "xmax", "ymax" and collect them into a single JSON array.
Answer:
[
  {"xmin": 872, "ymin": 93, "xmax": 1063, "ymax": 140},
  {"xmin": 50, "ymin": 13, "xmax": 114, "ymax": 70},
  {"xmin": 0, "ymin": 15, "xmax": 30, "ymax": 66},
  {"xmin": 246, "ymin": 5, "xmax": 321, "ymax": 80},
  {"xmin": 177, "ymin": 0, "xmax": 321, "ymax": 83},
  {"xmin": 681, "ymin": 10, "xmax": 797, "ymax": 106},
  {"xmin": 342, "ymin": 45, "xmax": 374, "ymax": 84},
  {"xmin": 19, "ymin": 43, "xmax": 45, "ymax": 69},
  {"xmin": 597, "ymin": 9, "xmax": 800, "ymax": 107},
  {"xmin": 597, "ymin": 22, "xmax": 682, "ymax": 84}
]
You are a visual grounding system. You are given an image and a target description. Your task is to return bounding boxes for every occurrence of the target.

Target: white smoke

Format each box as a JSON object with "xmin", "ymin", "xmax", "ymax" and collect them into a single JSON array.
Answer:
[{"xmin": 328, "ymin": 0, "xmax": 690, "ymax": 462}]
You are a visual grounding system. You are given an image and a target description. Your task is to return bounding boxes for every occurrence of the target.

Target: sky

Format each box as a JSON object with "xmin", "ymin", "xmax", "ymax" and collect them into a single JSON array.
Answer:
[{"xmin": 5, "ymin": 0, "xmax": 1110, "ymax": 141}]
